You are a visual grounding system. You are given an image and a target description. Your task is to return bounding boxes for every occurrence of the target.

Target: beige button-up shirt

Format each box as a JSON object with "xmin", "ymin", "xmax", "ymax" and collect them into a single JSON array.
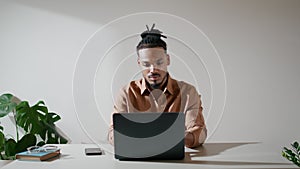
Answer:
[{"xmin": 108, "ymin": 75, "xmax": 207, "ymax": 148}]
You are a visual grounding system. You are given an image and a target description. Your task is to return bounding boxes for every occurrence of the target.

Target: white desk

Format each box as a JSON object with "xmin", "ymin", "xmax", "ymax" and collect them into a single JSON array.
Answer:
[{"xmin": 1, "ymin": 142, "xmax": 297, "ymax": 169}]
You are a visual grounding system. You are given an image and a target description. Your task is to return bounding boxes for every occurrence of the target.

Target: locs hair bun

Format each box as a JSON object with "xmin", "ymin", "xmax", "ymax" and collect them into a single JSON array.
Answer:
[
  {"xmin": 140, "ymin": 24, "xmax": 167, "ymax": 39},
  {"xmin": 136, "ymin": 24, "xmax": 167, "ymax": 51}
]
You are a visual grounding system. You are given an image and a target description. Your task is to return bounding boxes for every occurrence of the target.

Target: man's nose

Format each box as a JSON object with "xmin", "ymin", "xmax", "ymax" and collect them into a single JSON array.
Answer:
[{"xmin": 149, "ymin": 64, "xmax": 156, "ymax": 72}]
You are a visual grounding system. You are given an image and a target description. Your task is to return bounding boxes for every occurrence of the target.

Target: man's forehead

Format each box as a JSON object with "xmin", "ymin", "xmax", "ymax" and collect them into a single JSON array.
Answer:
[
  {"xmin": 138, "ymin": 47, "xmax": 165, "ymax": 54},
  {"xmin": 138, "ymin": 48, "xmax": 167, "ymax": 59}
]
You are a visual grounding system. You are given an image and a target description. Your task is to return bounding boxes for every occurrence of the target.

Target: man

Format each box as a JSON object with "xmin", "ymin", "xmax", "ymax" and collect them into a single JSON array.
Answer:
[{"xmin": 108, "ymin": 24, "xmax": 207, "ymax": 148}]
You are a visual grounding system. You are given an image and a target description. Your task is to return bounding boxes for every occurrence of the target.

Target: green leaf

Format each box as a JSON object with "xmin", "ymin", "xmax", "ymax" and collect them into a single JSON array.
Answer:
[
  {"xmin": 292, "ymin": 141, "xmax": 300, "ymax": 153},
  {"xmin": 15, "ymin": 100, "xmax": 68, "ymax": 144},
  {"xmin": 4, "ymin": 139, "xmax": 17, "ymax": 157},
  {"xmin": 292, "ymin": 141, "xmax": 299, "ymax": 148},
  {"xmin": 46, "ymin": 112, "xmax": 61, "ymax": 123},
  {"xmin": 0, "ymin": 93, "xmax": 17, "ymax": 118},
  {"xmin": 15, "ymin": 133, "xmax": 36, "ymax": 153},
  {"xmin": 37, "ymin": 141, "xmax": 45, "ymax": 147},
  {"xmin": 16, "ymin": 101, "xmax": 44, "ymax": 134},
  {"xmin": 0, "ymin": 131, "xmax": 5, "ymax": 151},
  {"xmin": 284, "ymin": 149, "xmax": 294, "ymax": 156},
  {"xmin": 42, "ymin": 121, "xmax": 68, "ymax": 144},
  {"xmin": 282, "ymin": 141, "xmax": 300, "ymax": 167}
]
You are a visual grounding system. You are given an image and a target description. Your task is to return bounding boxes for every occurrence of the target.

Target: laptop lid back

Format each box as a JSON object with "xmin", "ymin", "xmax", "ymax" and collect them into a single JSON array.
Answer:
[{"xmin": 113, "ymin": 112, "xmax": 185, "ymax": 160}]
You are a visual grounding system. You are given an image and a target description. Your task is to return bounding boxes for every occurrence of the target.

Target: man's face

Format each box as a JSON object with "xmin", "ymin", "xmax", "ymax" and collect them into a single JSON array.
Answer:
[{"xmin": 137, "ymin": 47, "xmax": 170, "ymax": 87}]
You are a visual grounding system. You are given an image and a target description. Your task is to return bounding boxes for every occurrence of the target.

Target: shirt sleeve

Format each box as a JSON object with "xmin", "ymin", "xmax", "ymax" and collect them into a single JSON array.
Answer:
[
  {"xmin": 107, "ymin": 87, "xmax": 128, "ymax": 145},
  {"xmin": 184, "ymin": 87, "xmax": 207, "ymax": 148}
]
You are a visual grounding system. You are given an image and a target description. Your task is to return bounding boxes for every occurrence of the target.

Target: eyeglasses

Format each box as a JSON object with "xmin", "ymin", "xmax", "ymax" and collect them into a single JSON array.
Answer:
[{"xmin": 27, "ymin": 145, "xmax": 60, "ymax": 153}]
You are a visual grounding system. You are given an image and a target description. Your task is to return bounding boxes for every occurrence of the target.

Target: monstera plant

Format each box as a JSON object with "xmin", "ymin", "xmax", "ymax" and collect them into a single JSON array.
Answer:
[
  {"xmin": 282, "ymin": 141, "xmax": 300, "ymax": 167},
  {"xmin": 0, "ymin": 93, "xmax": 68, "ymax": 160}
]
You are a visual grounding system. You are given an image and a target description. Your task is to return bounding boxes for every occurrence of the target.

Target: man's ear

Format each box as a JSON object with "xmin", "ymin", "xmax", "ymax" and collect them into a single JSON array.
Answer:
[
  {"xmin": 166, "ymin": 54, "xmax": 170, "ymax": 65},
  {"xmin": 137, "ymin": 56, "xmax": 140, "ymax": 65},
  {"xmin": 137, "ymin": 50, "xmax": 141, "ymax": 64}
]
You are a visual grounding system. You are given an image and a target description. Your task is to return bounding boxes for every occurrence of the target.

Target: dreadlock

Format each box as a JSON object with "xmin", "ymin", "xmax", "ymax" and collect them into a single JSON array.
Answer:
[{"xmin": 136, "ymin": 24, "xmax": 167, "ymax": 53}]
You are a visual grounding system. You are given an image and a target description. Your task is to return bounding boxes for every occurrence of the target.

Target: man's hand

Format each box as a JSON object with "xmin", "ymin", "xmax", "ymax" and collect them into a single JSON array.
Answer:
[{"xmin": 184, "ymin": 131, "xmax": 194, "ymax": 148}]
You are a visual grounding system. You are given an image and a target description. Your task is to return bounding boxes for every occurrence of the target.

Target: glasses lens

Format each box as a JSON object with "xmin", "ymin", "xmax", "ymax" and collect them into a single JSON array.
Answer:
[{"xmin": 43, "ymin": 145, "xmax": 58, "ymax": 151}]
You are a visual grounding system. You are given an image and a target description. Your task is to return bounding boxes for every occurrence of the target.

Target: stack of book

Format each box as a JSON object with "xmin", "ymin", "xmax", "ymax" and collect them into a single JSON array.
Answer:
[{"xmin": 16, "ymin": 147, "xmax": 60, "ymax": 161}]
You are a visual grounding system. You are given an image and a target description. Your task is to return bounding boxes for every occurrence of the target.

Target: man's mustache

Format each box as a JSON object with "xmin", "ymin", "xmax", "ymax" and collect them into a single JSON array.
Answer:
[{"xmin": 148, "ymin": 73, "xmax": 160, "ymax": 77}]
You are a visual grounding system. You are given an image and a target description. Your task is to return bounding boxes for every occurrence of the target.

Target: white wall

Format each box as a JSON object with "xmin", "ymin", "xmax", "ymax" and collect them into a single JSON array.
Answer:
[{"xmin": 1, "ymin": 0, "xmax": 300, "ymax": 150}]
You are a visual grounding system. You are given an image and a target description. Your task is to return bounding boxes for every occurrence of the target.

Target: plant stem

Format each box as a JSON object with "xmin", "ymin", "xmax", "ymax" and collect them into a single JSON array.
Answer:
[{"xmin": 13, "ymin": 112, "xmax": 19, "ymax": 142}]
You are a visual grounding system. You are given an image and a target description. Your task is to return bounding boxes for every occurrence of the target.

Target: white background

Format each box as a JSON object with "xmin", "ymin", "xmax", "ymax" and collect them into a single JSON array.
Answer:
[{"xmin": 1, "ymin": 0, "xmax": 299, "ymax": 151}]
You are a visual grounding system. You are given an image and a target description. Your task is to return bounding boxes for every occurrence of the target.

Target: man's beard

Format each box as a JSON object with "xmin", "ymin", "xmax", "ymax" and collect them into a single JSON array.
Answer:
[
  {"xmin": 150, "ymin": 81, "xmax": 161, "ymax": 89},
  {"xmin": 148, "ymin": 73, "xmax": 168, "ymax": 90}
]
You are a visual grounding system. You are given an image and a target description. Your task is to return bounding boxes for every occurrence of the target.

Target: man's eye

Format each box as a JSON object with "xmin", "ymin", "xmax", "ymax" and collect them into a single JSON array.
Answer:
[
  {"xmin": 143, "ymin": 63, "xmax": 150, "ymax": 67},
  {"xmin": 157, "ymin": 61, "xmax": 163, "ymax": 65}
]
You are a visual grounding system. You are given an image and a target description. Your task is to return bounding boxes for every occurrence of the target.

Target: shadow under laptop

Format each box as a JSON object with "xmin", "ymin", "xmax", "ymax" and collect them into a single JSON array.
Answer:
[{"xmin": 141, "ymin": 142, "xmax": 293, "ymax": 167}]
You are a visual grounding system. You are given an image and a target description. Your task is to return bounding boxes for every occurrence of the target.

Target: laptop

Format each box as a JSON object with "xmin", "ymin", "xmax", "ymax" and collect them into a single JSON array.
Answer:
[{"xmin": 113, "ymin": 112, "xmax": 185, "ymax": 160}]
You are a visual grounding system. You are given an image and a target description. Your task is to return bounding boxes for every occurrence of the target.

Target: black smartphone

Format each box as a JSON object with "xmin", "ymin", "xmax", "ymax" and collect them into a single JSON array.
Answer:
[{"xmin": 85, "ymin": 148, "xmax": 103, "ymax": 155}]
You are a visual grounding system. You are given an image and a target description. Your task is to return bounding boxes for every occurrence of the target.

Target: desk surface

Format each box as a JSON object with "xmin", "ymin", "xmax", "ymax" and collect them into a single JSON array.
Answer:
[{"xmin": 1, "ymin": 142, "xmax": 297, "ymax": 169}]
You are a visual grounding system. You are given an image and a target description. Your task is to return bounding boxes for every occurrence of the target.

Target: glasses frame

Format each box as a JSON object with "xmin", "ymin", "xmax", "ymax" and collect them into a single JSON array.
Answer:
[{"xmin": 27, "ymin": 145, "xmax": 59, "ymax": 153}]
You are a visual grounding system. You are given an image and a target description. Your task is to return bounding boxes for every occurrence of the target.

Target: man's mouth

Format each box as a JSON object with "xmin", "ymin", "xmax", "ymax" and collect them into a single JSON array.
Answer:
[{"xmin": 148, "ymin": 73, "xmax": 160, "ymax": 80}]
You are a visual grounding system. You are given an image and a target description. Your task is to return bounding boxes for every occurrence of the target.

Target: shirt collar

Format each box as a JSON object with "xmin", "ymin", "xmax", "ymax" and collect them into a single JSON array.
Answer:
[
  {"xmin": 140, "ymin": 74, "xmax": 179, "ymax": 95},
  {"xmin": 141, "ymin": 78, "xmax": 148, "ymax": 95}
]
